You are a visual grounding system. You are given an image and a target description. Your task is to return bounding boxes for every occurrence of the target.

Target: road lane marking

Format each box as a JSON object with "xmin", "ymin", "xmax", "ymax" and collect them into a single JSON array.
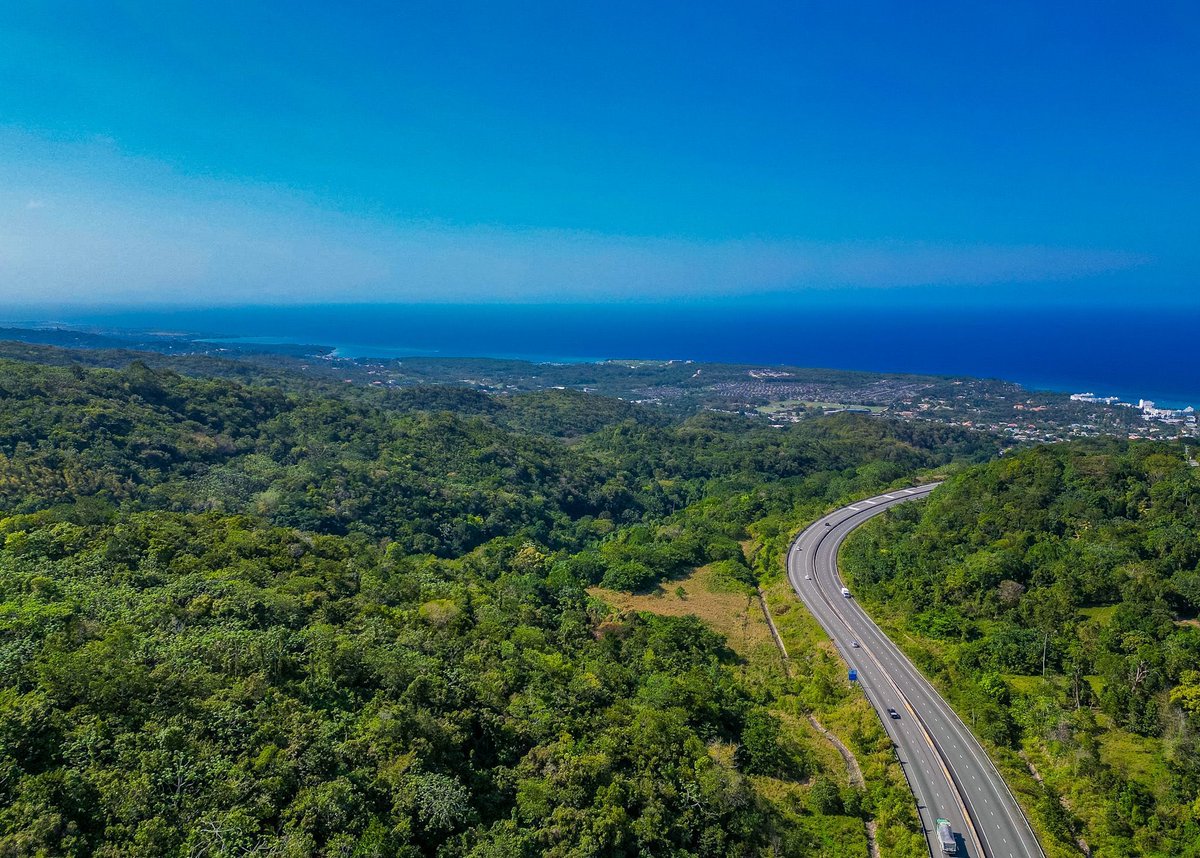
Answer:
[
  {"xmin": 879, "ymin": 634, "xmax": 1043, "ymax": 853},
  {"xmin": 789, "ymin": 486, "xmax": 1009, "ymax": 858}
]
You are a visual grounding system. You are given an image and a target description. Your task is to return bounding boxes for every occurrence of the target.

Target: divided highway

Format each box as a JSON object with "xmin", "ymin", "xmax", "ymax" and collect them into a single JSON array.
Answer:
[{"xmin": 787, "ymin": 486, "xmax": 1044, "ymax": 858}]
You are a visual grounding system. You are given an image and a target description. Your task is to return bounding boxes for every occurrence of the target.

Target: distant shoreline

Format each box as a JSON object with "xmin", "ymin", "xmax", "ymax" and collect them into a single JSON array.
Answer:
[
  {"xmin": 199, "ymin": 334, "xmax": 1197, "ymax": 411},
  {"xmin": 1012, "ymin": 380, "xmax": 1194, "ymax": 412},
  {"xmin": 11, "ymin": 302, "xmax": 1200, "ymax": 410},
  {"xmin": 199, "ymin": 335, "xmax": 605, "ymax": 366}
]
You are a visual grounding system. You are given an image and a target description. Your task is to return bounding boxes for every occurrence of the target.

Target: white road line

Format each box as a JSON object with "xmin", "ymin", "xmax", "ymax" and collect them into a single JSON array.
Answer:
[{"xmin": 794, "ymin": 486, "xmax": 1030, "ymax": 858}]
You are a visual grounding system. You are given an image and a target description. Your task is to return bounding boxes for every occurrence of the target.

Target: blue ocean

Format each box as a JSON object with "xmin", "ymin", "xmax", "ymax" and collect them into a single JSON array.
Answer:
[{"xmin": 37, "ymin": 302, "xmax": 1200, "ymax": 409}]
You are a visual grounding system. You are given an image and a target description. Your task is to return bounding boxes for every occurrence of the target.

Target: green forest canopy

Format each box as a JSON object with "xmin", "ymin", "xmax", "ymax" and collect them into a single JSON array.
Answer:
[{"xmin": 0, "ymin": 356, "xmax": 989, "ymax": 857}]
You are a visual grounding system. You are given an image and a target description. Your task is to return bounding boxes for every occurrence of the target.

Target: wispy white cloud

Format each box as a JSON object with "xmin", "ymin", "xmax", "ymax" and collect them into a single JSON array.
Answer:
[{"xmin": 0, "ymin": 131, "xmax": 1147, "ymax": 306}]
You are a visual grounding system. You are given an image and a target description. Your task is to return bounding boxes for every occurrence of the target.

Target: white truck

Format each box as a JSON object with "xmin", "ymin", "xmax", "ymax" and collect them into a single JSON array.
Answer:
[
  {"xmin": 936, "ymin": 818, "xmax": 956, "ymax": 854},
  {"xmin": 840, "ymin": 587, "xmax": 851, "ymax": 598}
]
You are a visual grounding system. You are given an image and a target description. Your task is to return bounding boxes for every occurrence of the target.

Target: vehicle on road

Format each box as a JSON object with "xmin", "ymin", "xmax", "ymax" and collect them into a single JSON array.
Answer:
[
  {"xmin": 788, "ymin": 485, "xmax": 1045, "ymax": 858},
  {"xmin": 850, "ymin": 640, "xmax": 859, "ymax": 648},
  {"xmin": 936, "ymin": 818, "xmax": 957, "ymax": 854}
]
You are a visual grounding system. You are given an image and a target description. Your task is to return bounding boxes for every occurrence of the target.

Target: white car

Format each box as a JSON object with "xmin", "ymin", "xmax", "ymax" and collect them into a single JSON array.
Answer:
[
  {"xmin": 804, "ymin": 574, "xmax": 811, "ymax": 580},
  {"xmin": 850, "ymin": 640, "xmax": 860, "ymax": 648}
]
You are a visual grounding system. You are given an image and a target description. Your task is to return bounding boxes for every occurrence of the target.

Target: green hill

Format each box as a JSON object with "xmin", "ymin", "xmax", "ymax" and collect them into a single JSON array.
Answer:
[
  {"xmin": 842, "ymin": 440, "xmax": 1200, "ymax": 857},
  {"xmin": 0, "ymin": 353, "xmax": 994, "ymax": 857}
]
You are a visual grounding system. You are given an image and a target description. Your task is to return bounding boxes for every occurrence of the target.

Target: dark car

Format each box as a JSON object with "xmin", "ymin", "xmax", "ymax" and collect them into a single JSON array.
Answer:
[
  {"xmin": 887, "ymin": 707, "xmax": 900, "ymax": 719},
  {"xmin": 825, "ymin": 522, "xmax": 832, "ymax": 527}
]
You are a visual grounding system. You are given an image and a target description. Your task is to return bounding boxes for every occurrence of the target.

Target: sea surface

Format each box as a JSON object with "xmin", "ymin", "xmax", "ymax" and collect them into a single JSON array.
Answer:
[{"xmin": 29, "ymin": 302, "xmax": 1200, "ymax": 409}]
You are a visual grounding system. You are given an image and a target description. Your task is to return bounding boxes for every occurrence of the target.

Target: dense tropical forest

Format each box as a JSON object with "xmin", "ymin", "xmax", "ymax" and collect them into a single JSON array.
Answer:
[
  {"xmin": 842, "ymin": 440, "xmax": 1200, "ymax": 858},
  {"xmin": 0, "ymin": 354, "xmax": 993, "ymax": 857}
]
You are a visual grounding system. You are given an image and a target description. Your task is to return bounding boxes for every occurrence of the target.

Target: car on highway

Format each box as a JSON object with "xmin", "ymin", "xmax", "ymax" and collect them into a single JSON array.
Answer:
[
  {"xmin": 790, "ymin": 485, "xmax": 1044, "ymax": 858},
  {"xmin": 850, "ymin": 640, "xmax": 859, "ymax": 648},
  {"xmin": 804, "ymin": 574, "xmax": 811, "ymax": 580}
]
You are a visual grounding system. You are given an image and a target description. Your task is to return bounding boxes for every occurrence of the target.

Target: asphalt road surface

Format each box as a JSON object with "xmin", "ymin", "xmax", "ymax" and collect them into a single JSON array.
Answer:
[{"xmin": 787, "ymin": 485, "xmax": 1044, "ymax": 858}]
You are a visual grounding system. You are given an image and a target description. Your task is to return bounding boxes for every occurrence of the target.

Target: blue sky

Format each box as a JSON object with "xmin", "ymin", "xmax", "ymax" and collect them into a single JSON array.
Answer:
[{"xmin": 1, "ymin": 1, "xmax": 1196, "ymax": 306}]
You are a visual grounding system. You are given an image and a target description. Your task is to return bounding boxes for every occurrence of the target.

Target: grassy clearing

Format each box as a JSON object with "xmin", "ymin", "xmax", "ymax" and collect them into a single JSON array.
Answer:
[
  {"xmin": 588, "ymin": 563, "xmax": 779, "ymax": 664},
  {"xmin": 1004, "ymin": 674, "xmax": 1051, "ymax": 696},
  {"xmin": 593, "ymin": 563, "xmax": 925, "ymax": 857},
  {"xmin": 757, "ymin": 399, "xmax": 887, "ymax": 416},
  {"xmin": 592, "ymin": 547, "xmax": 936, "ymax": 858},
  {"xmin": 1014, "ymin": 713, "xmax": 1178, "ymax": 857},
  {"xmin": 1098, "ymin": 727, "xmax": 1172, "ymax": 797},
  {"xmin": 1079, "ymin": 605, "xmax": 1118, "ymax": 625},
  {"xmin": 1022, "ymin": 723, "xmax": 1174, "ymax": 855}
]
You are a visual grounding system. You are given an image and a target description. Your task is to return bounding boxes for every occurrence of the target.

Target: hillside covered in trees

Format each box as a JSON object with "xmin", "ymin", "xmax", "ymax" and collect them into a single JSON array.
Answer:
[
  {"xmin": 842, "ymin": 440, "xmax": 1200, "ymax": 858},
  {"xmin": 0, "ymin": 354, "xmax": 993, "ymax": 857}
]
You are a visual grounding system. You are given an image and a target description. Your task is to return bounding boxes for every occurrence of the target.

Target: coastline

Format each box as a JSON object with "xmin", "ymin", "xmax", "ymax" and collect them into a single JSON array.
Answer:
[
  {"xmin": 201, "ymin": 334, "xmax": 1197, "ymax": 410},
  {"xmin": 16, "ymin": 302, "xmax": 1200, "ymax": 411}
]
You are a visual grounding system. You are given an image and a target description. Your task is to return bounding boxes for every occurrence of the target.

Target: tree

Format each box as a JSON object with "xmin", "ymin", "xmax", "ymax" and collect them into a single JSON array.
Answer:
[{"xmin": 809, "ymin": 777, "xmax": 843, "ymax": 815}]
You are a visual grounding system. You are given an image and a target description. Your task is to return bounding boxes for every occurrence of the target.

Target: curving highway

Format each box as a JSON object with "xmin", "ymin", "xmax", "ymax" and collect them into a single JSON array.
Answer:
[{"xmin": 787, "ymin": 485, "xmax": 1044, "ymax": 858}]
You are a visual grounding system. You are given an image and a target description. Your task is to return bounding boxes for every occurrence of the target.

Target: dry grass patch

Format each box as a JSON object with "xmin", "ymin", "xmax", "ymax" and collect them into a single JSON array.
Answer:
[{"xmin": 588, "ymin": 564, "xmax": 777, "ymax": 661}]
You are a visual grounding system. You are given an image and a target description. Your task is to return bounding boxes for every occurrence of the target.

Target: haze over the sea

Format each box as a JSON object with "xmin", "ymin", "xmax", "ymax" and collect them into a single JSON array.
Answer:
[{"xmin": 2, "ymin": 2, "xmax": 1195, "ymax": 395}]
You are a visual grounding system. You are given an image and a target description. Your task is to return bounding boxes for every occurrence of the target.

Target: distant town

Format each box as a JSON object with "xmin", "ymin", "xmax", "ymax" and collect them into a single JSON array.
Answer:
[
  {"xmin": 701, "ymin": 374, "xmax": 1199, "ymax": 444},
  {"xmin": 1070, "ymin": 391, "xmax": 1196, "ymax": 424},
  {"xmin": 0, "ymin": 324, "xmax": 1194, "ymax": 448}
]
